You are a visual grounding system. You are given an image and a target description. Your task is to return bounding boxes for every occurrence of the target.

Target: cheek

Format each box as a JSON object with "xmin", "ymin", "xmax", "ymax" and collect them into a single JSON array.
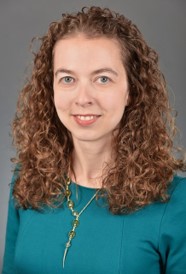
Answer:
[
  {"xmin": 105, "ymin": 91, "xmax": 128, "ymax": 112},
  {"xmin": 54, "ymin": 92, "xmax": 69, "ymax": 111}
]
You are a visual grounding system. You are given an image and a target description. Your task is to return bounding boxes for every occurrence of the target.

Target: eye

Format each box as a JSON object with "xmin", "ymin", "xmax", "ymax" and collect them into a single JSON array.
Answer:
[
  {"xmin": 97, "ymin": 76, "xmax": 111, "ymax": 84},
  {"xmin": 60, "ymin": 76, "xmax": 74, "ymax": 84}
]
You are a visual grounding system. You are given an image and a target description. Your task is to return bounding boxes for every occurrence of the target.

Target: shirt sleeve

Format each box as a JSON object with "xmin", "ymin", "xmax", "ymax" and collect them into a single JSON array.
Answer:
[
  {"xmin": 2, "ymin": 170, "xmax": 20, "ymax": 274},
  {"xmin": 158, "ymin": 176, "xmax": 186, "ymax": 274}
]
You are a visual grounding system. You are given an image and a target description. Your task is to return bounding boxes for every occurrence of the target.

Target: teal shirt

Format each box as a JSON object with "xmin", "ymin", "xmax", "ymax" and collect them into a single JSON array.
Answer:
[{"xmin": 2, "ymin": 175, "xmax": 186, "ymax": 274}]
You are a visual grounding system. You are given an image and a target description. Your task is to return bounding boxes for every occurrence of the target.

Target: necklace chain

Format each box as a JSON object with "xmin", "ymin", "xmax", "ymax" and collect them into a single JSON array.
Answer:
[{"xmin": 62, "ymin": 178, "xmax": 99, "ymax": 268}]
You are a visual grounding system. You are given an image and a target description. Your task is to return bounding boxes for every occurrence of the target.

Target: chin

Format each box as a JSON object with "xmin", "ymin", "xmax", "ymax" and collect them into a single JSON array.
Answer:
[
  {"xmin": 71, "ymin": 131, "xmax": 114, "ymax": 143},
  {"xmin": 72, "ymin": 135, "xmax": 100, "ymax": 142}
]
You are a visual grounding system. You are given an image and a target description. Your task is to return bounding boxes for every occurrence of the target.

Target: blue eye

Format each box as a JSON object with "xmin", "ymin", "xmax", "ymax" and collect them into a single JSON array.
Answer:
[
  {"xmin": 61, "ymin": 76, "xmax": 74, "ymax": 83},
  {"xmin": 98, "ymin": 76, "xmax": 110, "ymax": 84}
]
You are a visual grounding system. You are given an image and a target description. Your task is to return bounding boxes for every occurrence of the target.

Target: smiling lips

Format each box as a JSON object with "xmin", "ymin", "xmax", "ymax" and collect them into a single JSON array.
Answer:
[{"xmin": 73, "ymin": 115, "xmax": 101, "ymax": 126}]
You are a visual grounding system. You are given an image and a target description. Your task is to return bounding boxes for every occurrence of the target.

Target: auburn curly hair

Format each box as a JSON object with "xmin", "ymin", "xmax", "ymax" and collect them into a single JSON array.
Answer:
[{"xmin": 12, "ymin": 6, "xmax": 185, "ymax": 214}]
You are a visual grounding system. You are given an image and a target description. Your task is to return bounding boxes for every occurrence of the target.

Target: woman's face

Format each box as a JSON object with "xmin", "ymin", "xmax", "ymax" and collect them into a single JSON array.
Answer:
[{"xmin": 53, "ymin": 34, "xmax": 129, "ymax": 144}]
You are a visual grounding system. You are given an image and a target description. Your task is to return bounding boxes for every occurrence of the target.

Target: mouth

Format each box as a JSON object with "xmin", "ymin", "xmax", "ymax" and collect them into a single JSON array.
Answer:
[
  {"xmin": 75, "ymin": 115, "xmax": 99, "ymax": 121},
  {"xmin": 72, "ymin": 114, "xmax": 101, "ymax": 126}
]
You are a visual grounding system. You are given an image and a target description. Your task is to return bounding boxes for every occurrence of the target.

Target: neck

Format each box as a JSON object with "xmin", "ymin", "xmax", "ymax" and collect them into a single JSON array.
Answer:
[{"xmin": 71, "ymin": 138, "xmax": 113, "ymax": 188}]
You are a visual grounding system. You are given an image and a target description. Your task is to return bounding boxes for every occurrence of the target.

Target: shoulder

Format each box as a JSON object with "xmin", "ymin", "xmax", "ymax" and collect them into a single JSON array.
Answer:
[
  {"xmin": 159, "ymin": 174, "xmax": 186, "ymax": 232},
  {"xmin": 167, "ymin": 174, "xmax": 186, "ymax": 205},
  {"xmin": 158, "ymin": 175, "xmax": 186, "ymax": 268}
]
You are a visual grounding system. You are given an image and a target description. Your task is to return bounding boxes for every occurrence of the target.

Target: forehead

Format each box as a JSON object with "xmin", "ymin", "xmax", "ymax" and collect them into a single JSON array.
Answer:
[{"xmin": 53, "ymin": 35, "xmax": 124, "ymax": 70}]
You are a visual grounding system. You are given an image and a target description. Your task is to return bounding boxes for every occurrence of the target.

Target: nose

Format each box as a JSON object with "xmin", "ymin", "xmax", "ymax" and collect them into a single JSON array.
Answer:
[{"xmin": 75, "ymin": 83, "xmax": 93, "ymax": 107}]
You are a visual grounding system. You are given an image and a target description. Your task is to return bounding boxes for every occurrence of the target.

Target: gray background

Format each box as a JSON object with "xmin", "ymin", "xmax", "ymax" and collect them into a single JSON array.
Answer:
[{"xmin": 0, "ymin": 0, "xmax": 185, "ymax": 270}]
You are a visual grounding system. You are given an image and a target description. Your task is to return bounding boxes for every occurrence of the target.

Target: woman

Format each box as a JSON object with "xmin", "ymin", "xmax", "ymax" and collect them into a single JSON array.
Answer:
[{"xmin": 2, "ymin": 6, "xmax": 186, "ymax": 274}]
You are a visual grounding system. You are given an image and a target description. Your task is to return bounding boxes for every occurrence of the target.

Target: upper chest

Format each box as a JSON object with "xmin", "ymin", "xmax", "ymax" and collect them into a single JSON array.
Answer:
[{"xmin": 15, "ymin": 198, "xmax": 165, "ymax": 274}]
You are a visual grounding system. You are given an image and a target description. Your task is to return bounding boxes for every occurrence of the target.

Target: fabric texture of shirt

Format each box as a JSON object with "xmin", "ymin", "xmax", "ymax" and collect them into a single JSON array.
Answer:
[{"xmin": 2, "ymin": 174, "xmax": 186, "ymax": 274}]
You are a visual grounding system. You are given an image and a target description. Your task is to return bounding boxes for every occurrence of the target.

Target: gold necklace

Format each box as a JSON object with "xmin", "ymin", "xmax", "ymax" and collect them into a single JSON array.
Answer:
[{"xmin": 63, "ymin": 177, "xmax": 100, "ymax": 268}]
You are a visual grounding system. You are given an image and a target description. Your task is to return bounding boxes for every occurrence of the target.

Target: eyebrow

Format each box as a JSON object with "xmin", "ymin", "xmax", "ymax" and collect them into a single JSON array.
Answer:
[
  {"xmin": 54, "ymin": 69, "xmax": 74, "ymax": 77},
  {"xmin": 54, "ymin": 67, "xmax": 118, "ymax": 77},
  {"xmin": 91, "ymin": 68, "xmax": 118, "ymax": 77}
]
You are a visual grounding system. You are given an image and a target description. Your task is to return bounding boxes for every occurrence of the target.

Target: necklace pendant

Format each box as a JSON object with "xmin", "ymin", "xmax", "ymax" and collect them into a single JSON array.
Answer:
[
  {"xmin": 63, "ymin": 244, "xmax": 69, "ymax": 268},
  {"xmin": 63, "ymin": 220, "xmax": 78, "ymax": 268},
  {"xmin": 62, "ymin": 233, "xmax": 74, "ymax": 268}
]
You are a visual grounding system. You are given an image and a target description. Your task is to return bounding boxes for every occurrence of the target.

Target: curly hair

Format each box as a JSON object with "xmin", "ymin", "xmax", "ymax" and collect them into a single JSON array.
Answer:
[{"xmin": 12, "ymin": 6, "xmax": 185, "ymax": 214}]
